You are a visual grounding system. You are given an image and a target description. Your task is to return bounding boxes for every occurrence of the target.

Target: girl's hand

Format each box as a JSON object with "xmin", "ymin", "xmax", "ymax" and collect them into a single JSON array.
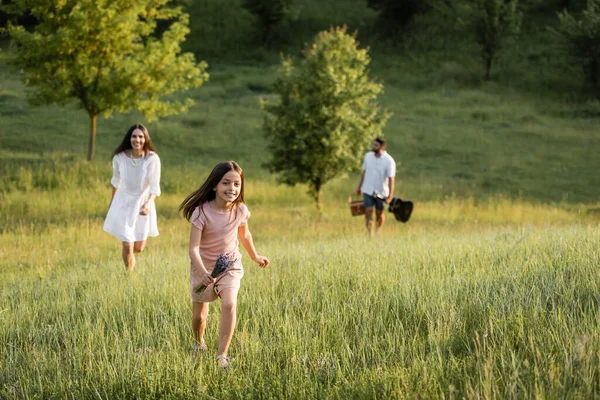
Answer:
[
  {"xmin": 253, "ymin": 255, "xmax": 269, "ymax": 268},
  {"xmin": 199, "ymin": 272, "xmax": 215, "ymax": 286},
  {"xmin": 140, "ymin": 203, "xmax": 150, "ymax": 215}
]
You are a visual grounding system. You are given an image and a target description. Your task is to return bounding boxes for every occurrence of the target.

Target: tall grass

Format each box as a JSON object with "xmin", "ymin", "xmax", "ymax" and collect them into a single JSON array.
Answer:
[
  {"xmin": 1, "ymin": 215, "xmax": 599, "ymax": 398},
  {"xmin": 1, "ymin": 172, "xmax": 598, "ymax": 397}
]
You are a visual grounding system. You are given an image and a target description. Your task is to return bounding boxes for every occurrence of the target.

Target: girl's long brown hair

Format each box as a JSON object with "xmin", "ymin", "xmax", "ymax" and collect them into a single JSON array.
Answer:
[
  {"xmin": 112, "ymin": 123, "xmax": 157, "ymax": 157},
  {"xmin": 179, "ymin": 161, "xmax": 245, "ymax": 221}
]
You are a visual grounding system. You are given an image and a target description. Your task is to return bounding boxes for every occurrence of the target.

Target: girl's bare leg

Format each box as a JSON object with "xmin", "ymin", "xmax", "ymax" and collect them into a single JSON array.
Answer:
[
  {"xmin": 217, "ymin": 288, "xmax": 239, "ymax": 356},
  {"xmin": 192, "ymin": 302, "xmax": 209, "ymax": 347},
  {"xmin": 133, "ymin": 240, "xmax": 146, "ymax": 253},
  {"xmin": 121, "ymin": 242, "xmax": 135, "ymax": 271}
]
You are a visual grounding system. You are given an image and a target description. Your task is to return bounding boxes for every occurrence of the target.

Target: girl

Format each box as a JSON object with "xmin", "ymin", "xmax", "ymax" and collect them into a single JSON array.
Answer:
[
  {"xmin": 179, "ymin": 161, "xmax": 269, "ymax": 370},
  {"xmin": 103, "ymin": 124, "xmax": 161, "ymax": 271}
]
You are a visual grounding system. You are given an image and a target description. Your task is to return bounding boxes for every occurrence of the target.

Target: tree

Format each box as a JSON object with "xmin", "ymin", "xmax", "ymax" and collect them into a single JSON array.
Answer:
[
  {"xmin": 1, "ymin": 0, "xmax": 34, "ymax": 34},
  {"xmin": 464, "ymin": 0, "xmax": 522, "ymax": 80},
  {"xmin": 261, "ymin": 26, "xmax": 391, "ymax": 209},
  {"xmin": 367, "ymin": 0, "xmax": 432, "ymax": 37},
  {"xmin": 6, "ymin": 0, "xmax": 208, "ymax": 160},
  {"xmin": 555, "ymin": 0, "xmax": 600, "ymax": 93},
  {"xmin": 242, "ymin": 0, "xmax": 292, "ymax": 45},
  {"xmin": 521, "ymin": 0, "xmax": 585, "ymax": 13}
]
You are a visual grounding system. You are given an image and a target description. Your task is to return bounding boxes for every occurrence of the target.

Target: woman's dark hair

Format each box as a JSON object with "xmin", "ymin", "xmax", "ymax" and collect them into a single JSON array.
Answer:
[
  {"xmin": 112, "ymin": 124, "xmax": 156, "ymax": 157},
  {"xmin": 179, "ymin": 161, "xmax": 245, "ymax": 221}
]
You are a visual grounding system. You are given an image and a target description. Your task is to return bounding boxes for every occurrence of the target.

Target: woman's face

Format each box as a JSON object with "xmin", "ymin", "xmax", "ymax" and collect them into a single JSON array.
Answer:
[
  {"xmin": 214, "ymin": 170, "xmax": 242, "ymax": 204},
  {"xmin": 130, "ymin": 129, "xmax": 146, "ymax": 152}
]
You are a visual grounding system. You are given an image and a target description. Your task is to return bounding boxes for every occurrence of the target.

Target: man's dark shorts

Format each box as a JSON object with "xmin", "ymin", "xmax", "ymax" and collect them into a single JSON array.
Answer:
[{"xmin": 363, "ymin": 194, "xmax": 385, "ymax": 211}]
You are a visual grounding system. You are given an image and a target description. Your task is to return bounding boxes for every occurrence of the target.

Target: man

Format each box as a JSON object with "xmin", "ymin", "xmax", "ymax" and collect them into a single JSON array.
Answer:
[{"xmin": 356, "ymin": 137, "xmax": 396, "ymax": 236}]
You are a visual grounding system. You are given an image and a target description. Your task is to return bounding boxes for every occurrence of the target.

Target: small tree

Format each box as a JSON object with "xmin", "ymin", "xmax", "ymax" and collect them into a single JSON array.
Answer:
[
  {"xmin": 261, "ymin": 26, "xmax": 391, "ymax": 209},
  {"xmin": 242, "ymin": 0, "xmax": 292, "ymax": 45},
  {"xmin": 7, "ymin": 0, "xmax": 208, "ymax": 160},
  {"xmin": 464, "ymin": 0, "xmax": 522, "ymax": 80},
  {"xmin": 555, "ymin": 0, "xmax": 600, "ymax": 93}
]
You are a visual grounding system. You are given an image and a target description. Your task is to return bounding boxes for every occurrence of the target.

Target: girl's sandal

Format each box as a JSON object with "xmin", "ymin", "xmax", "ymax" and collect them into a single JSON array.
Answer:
[
  {"xmin": 216, "ymin": 354, "xmax": 230, "ymax": 370},
  {"xmin": 192, "ymin": 343, "xmax": 208, "ymax": 352}
]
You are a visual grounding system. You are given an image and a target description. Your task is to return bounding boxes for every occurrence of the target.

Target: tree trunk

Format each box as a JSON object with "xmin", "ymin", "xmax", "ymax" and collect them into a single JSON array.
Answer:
[
  {"xmin": 87, "ymin": 113, "xmax": 97, "ymax": 161},
  {"xmin": 589, "ymin": 59, "xmax": 599, "ymax": 94},
  {"xmin": 315, "ymin": 189, "xmax": 321, "ymax": 211},
  {"xmin": 261, "ymin": 18, "xmax": 271, "ymax": 46},
  {"xmin": 313, "ymin": 179, "xmax": 322, "ymax": 211},
  {"xmin": 484, "ymin": 54, "xmax": 493, "ymax": 81}
]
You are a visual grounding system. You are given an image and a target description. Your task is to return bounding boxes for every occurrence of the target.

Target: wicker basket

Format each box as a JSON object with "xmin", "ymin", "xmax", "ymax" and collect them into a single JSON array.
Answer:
[{"xmin": 348, "ymin": 196, "xmax": 365, "ymax": 216}]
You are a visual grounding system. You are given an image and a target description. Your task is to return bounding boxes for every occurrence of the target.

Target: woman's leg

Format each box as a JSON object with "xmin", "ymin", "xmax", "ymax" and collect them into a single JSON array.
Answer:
[
  {"xmin": 192, "ymin": 302, "xmax": 210, "ymax": 347},
  {"xmin": 217, "ymin": 288, "xmax": 239, "ymax": 357},
  {"xmin": 121, "ymin": 242, "xmax": 135, "ymax": 271},
  {"xmin": 133, "ymin": 240, "xmax": 146, "ymax": 254}
]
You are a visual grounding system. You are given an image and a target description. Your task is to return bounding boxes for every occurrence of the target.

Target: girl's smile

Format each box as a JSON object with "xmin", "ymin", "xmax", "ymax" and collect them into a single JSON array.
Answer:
[{"xmin": 214, "ymin": 170, "xmax": 242, "ymax": 206}]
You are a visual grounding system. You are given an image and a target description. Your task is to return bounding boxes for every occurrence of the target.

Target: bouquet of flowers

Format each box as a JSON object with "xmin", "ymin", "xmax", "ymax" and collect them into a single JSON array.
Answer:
[{"xmin": 194, "ymin": 252, "xmax": 238, "ymax": 295}]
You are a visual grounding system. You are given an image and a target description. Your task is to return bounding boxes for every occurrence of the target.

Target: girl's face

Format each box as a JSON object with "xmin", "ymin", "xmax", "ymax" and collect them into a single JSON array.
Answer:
[
  {"xmin": 214, "ymin": 170, "xmax": 242, "ymax": 204},
  {"xmin": 130, "ymin": 129, "xmax": 146, "ymax": 152}
]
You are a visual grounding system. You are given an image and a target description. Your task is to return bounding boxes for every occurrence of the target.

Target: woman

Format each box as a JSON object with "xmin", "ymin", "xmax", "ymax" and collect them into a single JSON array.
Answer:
[{"xmin": 103, "ymin": 123, "xmax": 161, "ymax": 271}]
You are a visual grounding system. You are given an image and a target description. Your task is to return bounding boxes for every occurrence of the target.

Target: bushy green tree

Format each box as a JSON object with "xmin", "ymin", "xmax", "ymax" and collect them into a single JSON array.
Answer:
[
  {"xmin": 261, "ymin": 26, "xmax": 391, "ymax": 208},
  {"xmin": 7, "ymin": 0, "xmax": 208, "ymax": 160},
  {"xmin": 464, "ymin": 0, "xmax": 522, "ymax": 80},
  {"xmin": 556, "ymin": 0, "xmax": 600, "ymax": 92},
  {"xmin": 242, "ymin": 0, "xmax": 292, "ymax": 45}
]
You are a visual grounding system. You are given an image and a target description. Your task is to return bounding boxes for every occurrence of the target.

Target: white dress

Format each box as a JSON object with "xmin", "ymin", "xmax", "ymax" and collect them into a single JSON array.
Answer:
[{"xmin": 103, "ymin": 151, "xmax": 161, "ymax": 242}]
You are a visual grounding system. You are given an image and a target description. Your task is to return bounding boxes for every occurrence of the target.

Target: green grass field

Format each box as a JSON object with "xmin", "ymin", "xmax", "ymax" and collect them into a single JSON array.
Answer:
[
  {"xmin": 2, "ymin": 0, "xmax": 600, "ymax": 397},
  {"xmin": 2, "ymin": 214, "xmax": 599, "ymax": 398}
]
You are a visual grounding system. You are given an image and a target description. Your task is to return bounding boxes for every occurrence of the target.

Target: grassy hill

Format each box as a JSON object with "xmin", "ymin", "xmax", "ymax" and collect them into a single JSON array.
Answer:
[{"xmin": 1, "ymin": 0, "xmax": 599, "ymax": 206}]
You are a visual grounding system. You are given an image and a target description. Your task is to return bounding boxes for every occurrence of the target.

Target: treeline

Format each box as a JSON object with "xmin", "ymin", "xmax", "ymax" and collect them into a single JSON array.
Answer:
[
  {"xmin": 1, "ymin": 0, "xmax": 599, "ymax": 91},
  {"xmin": 232, "ymin": 0, "xmax": 599, "ymax": 89}
]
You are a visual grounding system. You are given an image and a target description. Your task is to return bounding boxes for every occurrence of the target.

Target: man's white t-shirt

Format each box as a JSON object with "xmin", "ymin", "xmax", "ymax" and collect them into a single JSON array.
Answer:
[{"xmin": 361, "ymin": 150, "xmax": 396, "ymax": 198}]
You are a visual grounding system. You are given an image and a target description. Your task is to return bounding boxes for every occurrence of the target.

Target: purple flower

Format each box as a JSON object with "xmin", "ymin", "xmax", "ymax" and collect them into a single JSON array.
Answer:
[{"xmin": 195, "ymin": 252, "xmax": 238, "ymax": 295}]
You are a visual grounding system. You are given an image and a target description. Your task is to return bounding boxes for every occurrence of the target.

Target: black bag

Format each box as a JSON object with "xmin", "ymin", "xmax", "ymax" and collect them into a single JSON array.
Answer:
[{"xmin": 388, "ymin": 197, "xmax": 413, "ymax": 223}]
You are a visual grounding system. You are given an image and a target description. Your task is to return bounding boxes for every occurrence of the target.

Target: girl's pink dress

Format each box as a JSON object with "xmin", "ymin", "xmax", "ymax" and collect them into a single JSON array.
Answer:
[{"xmin": 189, "ymin": 202, "xmax": 250, "ymax": 302}]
